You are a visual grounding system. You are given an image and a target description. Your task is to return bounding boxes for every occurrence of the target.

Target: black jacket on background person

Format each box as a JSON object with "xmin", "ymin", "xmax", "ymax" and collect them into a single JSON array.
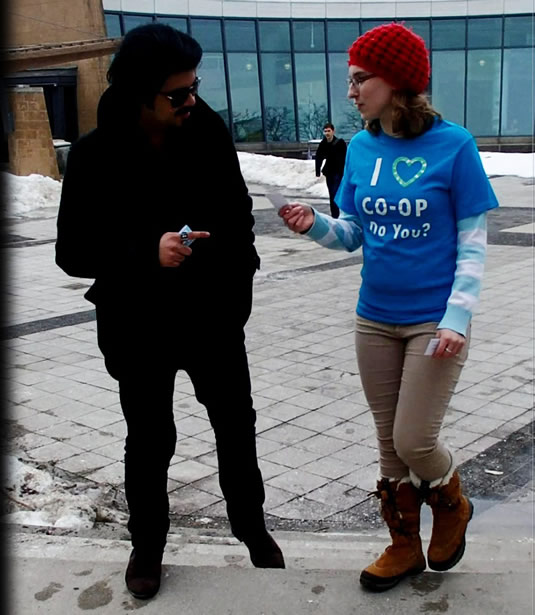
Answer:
[
  {"xmin": 315, "ymin": 135, "xmax": 347, "ymax": 178},
  {"xmin": 56, "ymin": 87, "xmax": 259, "ymax": 376}
]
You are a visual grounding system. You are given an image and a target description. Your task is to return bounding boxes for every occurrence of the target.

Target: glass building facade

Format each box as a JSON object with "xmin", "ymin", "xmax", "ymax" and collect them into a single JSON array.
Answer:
[{"xmin": 104, "ymin": 11, "xmax": 534, "ymax": 144}]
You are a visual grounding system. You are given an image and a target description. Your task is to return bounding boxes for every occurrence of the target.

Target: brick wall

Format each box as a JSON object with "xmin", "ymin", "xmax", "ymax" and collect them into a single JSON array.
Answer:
[{"xmin": 7, "ymin": 87, "xmax": 60, "ymax": 180}]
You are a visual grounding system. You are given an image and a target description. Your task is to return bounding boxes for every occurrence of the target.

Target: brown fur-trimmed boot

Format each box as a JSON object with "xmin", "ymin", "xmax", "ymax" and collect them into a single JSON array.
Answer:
[
  {"xmin": 422, "ymin": 469, "xmax": 474, "ymax": 571},
  {"xmin": 360, "ymin": 478, "xmax": 426, "ymax": 592}
]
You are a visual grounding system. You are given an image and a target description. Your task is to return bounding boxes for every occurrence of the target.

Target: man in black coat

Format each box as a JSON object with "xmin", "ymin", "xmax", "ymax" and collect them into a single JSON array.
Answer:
[
  {"xmin": 315, "ymin": 122, "xmax": 347, "ymax": 218},
  {"xmin": 56, "ymin": 24, "xmax": 284, "ymax": 600}
]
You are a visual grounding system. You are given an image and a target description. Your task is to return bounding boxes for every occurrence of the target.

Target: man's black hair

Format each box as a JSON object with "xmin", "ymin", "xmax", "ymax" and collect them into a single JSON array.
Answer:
[
  {"xmin": 107, "ymin": 23, "xmax": 203, "ymax": 107},
  {"xmin": 323, "ymin": 122, "xmax": 335, "ymax": 131}
]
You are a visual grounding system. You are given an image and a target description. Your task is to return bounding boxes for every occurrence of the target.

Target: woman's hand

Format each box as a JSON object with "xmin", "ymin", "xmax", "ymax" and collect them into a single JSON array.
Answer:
[
  {"xmin": 278, "ymin": 202, "xmax": 315, "ymax": 234},
  {"xmin": 433, "ymin": 328, "xmax": 466, "ymax": 359}
]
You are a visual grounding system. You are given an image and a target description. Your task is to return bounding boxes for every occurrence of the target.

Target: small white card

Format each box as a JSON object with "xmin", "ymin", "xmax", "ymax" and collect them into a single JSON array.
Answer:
[
  {"xmin": 424, "ymin": 338, "xmax": 440, "ymax": 356},
  {"xmin": 266, "ymin": 192, "xmax": 288, "ymax": 211}
]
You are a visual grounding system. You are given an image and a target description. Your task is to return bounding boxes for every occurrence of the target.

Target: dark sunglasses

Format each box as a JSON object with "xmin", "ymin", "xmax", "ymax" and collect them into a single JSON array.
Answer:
[{"xmin": 159, "ymin": 77, "xmax": 201, "ymax": 108}]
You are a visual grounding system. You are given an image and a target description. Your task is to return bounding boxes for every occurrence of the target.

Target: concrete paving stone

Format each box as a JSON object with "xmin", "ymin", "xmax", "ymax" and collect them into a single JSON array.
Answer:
[
  {"xmin": 16, "ymin": 411, "xmax": 65, "ymax": 432},
  {"xmin": 441, "ymin": 426, "xmax": 481, "ymax": 448},
  {"xmin": 192, "ymin": 450, "xmax": 219, "ymax": 469},
  {"xmin": 494, "ymin": 390, "xmax": 534, "ymax": 409},
  {"xmin": 263, "ymin": 445, "xmax": 322, "ymax": 469},
  {"xmin": 301, "ymin": 456, "xmax": 355, "ymax": 480},
  {"xmin": 174, "ymin": 399, "xmax": 206, "ymax": 416},
  {"xmin": 318, "ymin": 399, "xmax": 367, "ymax": 421},
  {"xmin": 331, "ymin": 442, "xmax": 378, "ymax": 466},
  {"xmin": 253, "ymin": 394, "xmax": 282, "ymax": 411},
  {"xmin": 306, "ymin": 480, "xmax": 363, "ymax": 509},
  {"xmin": 37, "ymin": 420, "xmax": 92, "ymax": 440},
  {"xmin": 442, "ymin": 409, "xmax": 468, "ymax": 426},
  {"xmin": 338, "ymin": 463, "xmax": 380, "ymax": 491},
  {"xmin": 256, "ymin": 413, "xmax": 283, "ymax": 434},
  {"xmin": 26, "ymin": 439, "xmax": 83, "ymax": 463},
  {"xmin": 175, "ymin": 437, "xmax": 216, "ymax": 460},
  {"xmin": 297, "ymin": 434, "xmax": 349, "ymax": 456},
  {"xmin": 256, "ymin": 383, "xmax": 307, "ymax": 403},
  {"xmin": 63, "ymin": 429, "xmax": 121, "ymax": 452},
  {"xmin": 190, "ymin": 474, "xmax": 223, "ymax": 497},
  {"xmin": 269, "ymin": 496, "xmax": 337, "ymax": 521},
  {"xmin": 8, "ymin": 404, "xmax": 38, "ymax": 421},
  {"xmin": 175, "ymin": 415, "xmax": 213, "ymax": 438},
  {"xmin": 169, "ymin": 486, "xmax": 221, "ymax": 515},
  {"xmin": 309, "ymin": 381, "xmax": 359, "ymax": 401},
  {"xmin": 291, "ymin": 410, "xmax": 343, "ymax": 433},
  {"xmin": 86, "ymin": 461, "xmax": 124, "ymax": 486},
  {"xmin": 285, "ymin": 391, "xmax": 338, "ymax": 411},
  {"xmin": 266, "ymin": 468, "xmax": 329, "ymax": 495},
  {"xmin": 488, "ymin": 420, "xmax": 529, "ymax": 440},
  {"xmin": 98, "ymin": 420, "xmax": 126, "ymax": 440},
  {"xmin": 261, "ymin": 422, "xmax": 316, "ymax": 446},
  {"xmin": 450, "ymin": 394, "xmax": 495, "ymax": 412},
  {"xmin": 194, "ymin": 428, "xmax": 217, "ymax": 445},
  {"xmin": 454, "ymin": 413, "xmax": 506, "ymax": 435},
  {"xmin": 464, "ymin": 435, "xmax": 503, "ymax": 454},
  {"xmin": 93, "ymin": 441, "xmax": 125, "ymax": 462},
  {"xmin": 197, "ymin": 498, "xmax": 227, "ymax": 519},
  {"xmin": 71, "ymin": 408, "xmax": 124, "ymax": 430},
  {"xmin": 253, "ymin": 356, "xmax": 301, "ymax": 373},
  {"xmin": 351, "ymin": 411, "xmax": 376, "ymax": 431},
  {"xmin": 320, "ymin": 419, "xmax": 369, "ymax": 443},
  {"xmin": 14, "ymin": 432, "xmax": 55, "ymax": 453},
  {"xmin": 56, "ymin": 450, "xmax": 114, "ymax": 474},
  {"xmin": 258, "ymin": 459, "xmax": 288, "ymax": 481},
  {"xmin": 263, "ymin": 484, "xmax": 297, "ymax": 509},
  {"xmin": 168, "ymin": 459, "xmax": 217, "ymax": 483},
  {"xmin": 20, "ymin": 391, "xmax": 71, "ymax": 413},
  {"xmin": 9, "ymin": 369, "xmax": 52, "ymax": 386},
  {"xmin": 474, "ymin": 401, "xmax": 529, "ymax": 421}
]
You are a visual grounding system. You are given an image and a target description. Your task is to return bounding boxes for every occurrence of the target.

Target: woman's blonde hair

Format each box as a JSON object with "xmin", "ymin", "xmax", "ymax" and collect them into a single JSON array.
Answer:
[{"xmin": 367, "ymin": 92, "xmax": 441, "ymax": 139}]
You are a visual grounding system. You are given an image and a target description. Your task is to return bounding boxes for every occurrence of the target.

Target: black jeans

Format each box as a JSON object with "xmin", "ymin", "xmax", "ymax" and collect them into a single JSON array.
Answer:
[
  {"xmin": 116, "ymin": 328, "xmax": 266, "ymax": 554},
  {"xmin": 326, "ymin": 173, "xmax": 343, "ymax": 218}
]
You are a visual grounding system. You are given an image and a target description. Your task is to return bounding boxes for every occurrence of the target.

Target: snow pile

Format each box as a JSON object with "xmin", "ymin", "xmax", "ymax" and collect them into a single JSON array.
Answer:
[
  {"xmin": 479, "ymin": 152, "xmax": 534, "ymax": 179},
  {"xmin": 238, "ymin": 152, "xmax": 329, "ymax": 197},
  {"xmin": 2, "ymin": 455, "xmax": 126, "ymax": 529},
  {"xmin": 3, "ymin": 172, "xmax": 62, "ymax": 218}
]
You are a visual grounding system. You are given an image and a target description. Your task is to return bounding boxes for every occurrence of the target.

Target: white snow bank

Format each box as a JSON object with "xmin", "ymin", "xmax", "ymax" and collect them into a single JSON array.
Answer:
[{"xmin": 3, "ymin": 172, "xmax": 62, "ymax": 218}]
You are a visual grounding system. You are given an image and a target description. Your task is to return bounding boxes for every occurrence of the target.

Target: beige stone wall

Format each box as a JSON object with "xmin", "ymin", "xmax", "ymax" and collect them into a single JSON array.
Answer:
[
  {"xmin": 8, "ymin": 0, "xmax": 110, "ymax": 135},
  {"xmin": 7, "ymin": 87, "xmax": 60, "ymax": 180}
]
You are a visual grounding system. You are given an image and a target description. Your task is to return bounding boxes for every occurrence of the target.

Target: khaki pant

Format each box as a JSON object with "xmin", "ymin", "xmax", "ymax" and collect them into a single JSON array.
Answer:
[{"xmin": 355, "ymin": 316, "xmax": 470, "ymax": 482}]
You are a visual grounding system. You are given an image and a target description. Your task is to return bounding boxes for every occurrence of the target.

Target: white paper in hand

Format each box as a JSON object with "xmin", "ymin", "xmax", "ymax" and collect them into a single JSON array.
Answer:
[
  {"xmin": 266, "ymin": 192, "xmax": 288, "ymax": 211},
  {"xmin": 424, "ymin": 338, "xmax": 439, "ymax": 356}
]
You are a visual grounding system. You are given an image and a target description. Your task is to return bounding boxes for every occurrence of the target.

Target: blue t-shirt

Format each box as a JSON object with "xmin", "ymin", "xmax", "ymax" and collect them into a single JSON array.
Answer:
[{"xmin": 336, "ymin": 119, "xmax": 499, "ymax": 325}]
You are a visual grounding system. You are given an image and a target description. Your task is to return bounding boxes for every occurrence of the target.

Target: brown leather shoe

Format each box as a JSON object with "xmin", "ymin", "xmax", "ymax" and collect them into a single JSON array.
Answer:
[
  {"xmin": 244, "ymin": 532, "xmax": 285, "ymax": 568},
  {"xmin": 125, "ymin": 549, "xmax": 162, "ymax": 599}
]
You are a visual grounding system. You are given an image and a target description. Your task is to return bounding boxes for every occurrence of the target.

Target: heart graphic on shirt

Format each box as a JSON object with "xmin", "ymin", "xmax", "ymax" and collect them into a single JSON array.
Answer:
[{"xmin": 392, "ymin": 157, "xmax": 427, "ymax": 187}]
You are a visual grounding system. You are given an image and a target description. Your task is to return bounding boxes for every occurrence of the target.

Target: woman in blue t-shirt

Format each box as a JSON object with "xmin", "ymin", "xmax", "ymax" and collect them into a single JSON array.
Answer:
[{"xmin": 280, "ymin": 22, "xmax": 499, "ymax": 592}]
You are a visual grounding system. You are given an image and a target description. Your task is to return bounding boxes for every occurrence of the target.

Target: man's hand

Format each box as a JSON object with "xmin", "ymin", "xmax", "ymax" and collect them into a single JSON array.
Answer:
[
  {"xmin": 278, "ymin": 203, "xmax": 315, "ymax": 234},
  {"xmin": 433, "ymin": 328, "xmax": 466, "ymax": 359},
  {"xmin": 159, "ymin": 230, "xmax": 210, "ymax": 267}
]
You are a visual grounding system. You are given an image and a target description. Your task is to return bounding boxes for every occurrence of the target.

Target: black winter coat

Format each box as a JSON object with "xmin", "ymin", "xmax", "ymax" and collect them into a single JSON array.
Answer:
[
  {"xmin": 56, "ymin": 88, "xmax": 259, "ymax": 371},
  {"xmin": 315, "ymin": 136, "xmax": 347, "ymax": 178}
]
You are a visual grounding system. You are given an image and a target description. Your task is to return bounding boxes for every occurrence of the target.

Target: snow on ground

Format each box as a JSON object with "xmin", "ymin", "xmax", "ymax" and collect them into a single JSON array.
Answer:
[
  {"xmin": 2, "ymin": 455, "xmax": 126, "ymax": 530},
  {"xmin": 3, "ymin": 151, "xmax": 534, "ymax": 219}
]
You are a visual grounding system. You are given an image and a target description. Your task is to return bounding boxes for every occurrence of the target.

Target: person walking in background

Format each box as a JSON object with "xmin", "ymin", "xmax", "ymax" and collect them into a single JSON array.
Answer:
[
  {"xmin": 279, "ymin": 22, "xmax": 498, "ymax": 592},
  {"xmin": 56, "ymin": 23, "xmax": 284, "ymax": 601},
  {"xmin": 315, "ymin": 122, "xmax": 347, "ymax": 218}
]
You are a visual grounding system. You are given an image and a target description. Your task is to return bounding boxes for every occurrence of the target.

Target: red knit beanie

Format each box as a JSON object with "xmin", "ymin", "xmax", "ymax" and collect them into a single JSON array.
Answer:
[{"xmin": 348, "ymin": 23, "xmax": 430, "ymax": 94}]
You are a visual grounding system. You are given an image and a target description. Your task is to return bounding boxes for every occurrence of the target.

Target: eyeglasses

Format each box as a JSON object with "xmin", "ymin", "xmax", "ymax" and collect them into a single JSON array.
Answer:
[
  {"xmin": 159, "ymin": 77, "xmax": 201, "ymax": 108},
  {"xmin": 347, "ymin": 73, "xmax": 376, "ymax": 89}
]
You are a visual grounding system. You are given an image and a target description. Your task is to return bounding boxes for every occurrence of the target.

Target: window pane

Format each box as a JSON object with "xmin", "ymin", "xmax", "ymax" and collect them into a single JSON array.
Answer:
[
  {"xmin": 504, "ymin": 16, "xmax": 534, "ymax": 47},
  {"xmin": 156, "ymin": 17, "xmax": 188, "ymax": 33},
  {"xmin": 197, "ymin": 52, "xmax": 229, "ymax": 128},
  {"xmin": 225, "ymin": 20, "xmax": 257, "ymax": 52},
  {"xmin": 328, "ymin": 53, "xmax": 361, "ymax": 142},
  {"xmin": 295, "ymin": 53, "xmax": 328, "ymax": 140},
  {"xmin": 259, "ymin": 21, "xmax": 290, "ymax": 51},
  {"xmin": 327, "ymin": 21, "xmax": 359, "ymax": 52},
  {"xmin": 502, "ymin": 49, "xmax": 534, "ymax": 136},
  {"xmin": 190, "ymin": 19, "xmax": 222, "ymax": 52},
  {"xmin": 261, "ymin": 53, "xmax": 296, "ymax": 141},
  {"xmin": 123, "ymin": 14, "xmax": 153, "ymax": 33},
  {"xmin": 431, "ymin": 51, "xmax": 465, "ymax": 126},
  {"xmin": 466, "ymin": 50, "xmax": 501, "ymax": 136},
  {"xmin": 468, "ymin": 17, "xmax": 502, "ymax": 48},
  {"xmin": 227, "ymin": 53, "xmax": 263, "ymax": 142},
  {"xmin": 293, "ymin": 22, "xmax": 325, "ymax": 52},
  {"xmin": 403, "ymin": 20, "xmax": 430, "ymax": 48},
  {"xmin": 105, "ymin": 14, "xmax": 122, "ymax": 37},
  {"xmin": 432, "ymin": 19, "xmax": 465, "ymax": 49},
  {"xmin": 361, "ymin": 20, "xmax": 386, "ymax": 34}
]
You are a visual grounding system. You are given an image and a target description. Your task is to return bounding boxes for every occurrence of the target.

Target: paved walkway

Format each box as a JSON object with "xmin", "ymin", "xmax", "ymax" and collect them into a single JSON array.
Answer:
[{"xmin": 3, "ymin": 175, "xmax": 533, "ymax": 533}]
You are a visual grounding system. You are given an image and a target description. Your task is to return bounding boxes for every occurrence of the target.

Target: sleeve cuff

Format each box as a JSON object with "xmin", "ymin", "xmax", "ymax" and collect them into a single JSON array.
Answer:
[
  {"xmin": 305, "ymin": 210, "xmax": 331, "ymax": 241},
  {"xmin": 438, "ymin": 304, "xmax": 471, "ymax": 336}
]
